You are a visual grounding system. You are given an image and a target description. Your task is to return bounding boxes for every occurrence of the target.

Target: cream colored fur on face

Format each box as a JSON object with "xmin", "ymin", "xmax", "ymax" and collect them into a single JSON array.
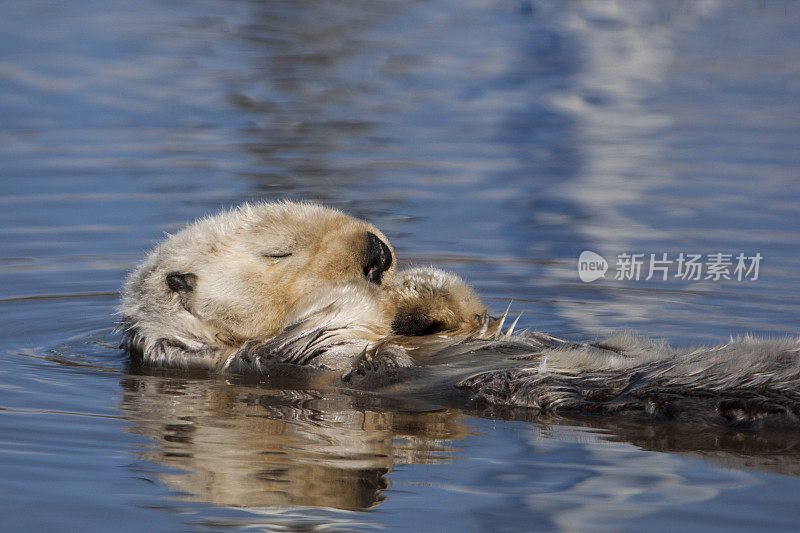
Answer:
[{"xmin": 120, "ymin": 201, "xmax": 488, "ymax": 371}]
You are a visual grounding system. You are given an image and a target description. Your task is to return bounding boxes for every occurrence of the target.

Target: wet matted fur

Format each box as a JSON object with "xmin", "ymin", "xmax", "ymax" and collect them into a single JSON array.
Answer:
[{"xmin": 452, "ymin": 332, "xmax": 800, "ymax": 429}]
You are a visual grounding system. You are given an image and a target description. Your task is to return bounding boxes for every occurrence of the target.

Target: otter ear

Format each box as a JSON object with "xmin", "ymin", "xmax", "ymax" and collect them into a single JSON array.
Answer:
[{"xmin": 166, "ymin": 272, "xmax": 197, "ymax": 293}]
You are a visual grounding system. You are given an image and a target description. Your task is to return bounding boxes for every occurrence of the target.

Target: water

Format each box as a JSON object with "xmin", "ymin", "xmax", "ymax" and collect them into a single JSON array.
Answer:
[{"xmin": 2, "ymin": 0, "xmax": 800, "ymax": 530}]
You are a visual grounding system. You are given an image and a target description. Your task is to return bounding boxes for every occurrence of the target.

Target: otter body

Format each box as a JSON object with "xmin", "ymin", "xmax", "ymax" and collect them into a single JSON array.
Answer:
[{"xmin": 120, "ymin": 202, "xmax": 800, "ymax": 428}]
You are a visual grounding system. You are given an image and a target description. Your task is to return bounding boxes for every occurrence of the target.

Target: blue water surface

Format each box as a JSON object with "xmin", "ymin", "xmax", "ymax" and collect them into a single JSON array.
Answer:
[{"xmin": 1, "ymin": 1, "xmax": 799, "ymax": 531}]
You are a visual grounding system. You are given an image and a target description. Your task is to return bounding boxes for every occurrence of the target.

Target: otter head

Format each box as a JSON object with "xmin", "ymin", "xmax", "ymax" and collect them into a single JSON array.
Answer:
[{"xmin": 121, "ymin": 202, "xmax": 395, "ymax": 357}]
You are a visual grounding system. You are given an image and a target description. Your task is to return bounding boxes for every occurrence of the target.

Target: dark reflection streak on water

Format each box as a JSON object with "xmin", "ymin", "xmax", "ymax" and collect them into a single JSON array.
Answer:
[
  {"xmin": 14, "ymin": 350, "xmax": 124, "ymax": 373},
  {"xmin": 0, "ymin": 254, "xmax": 141, "ymax": 262},
  {"xmin": 404, "ymin": 253, "xmax": 561, "ymax": 266},
  {"xmin": 469, "ymin": 404, "xmax": 800, "ymax": 478},
  {"xmin": 0, "ymin": 292, "xmax": 119, "ymax": 304},
  {"xmin": 0, "ymin": 406, "xmax": 126, "ymax": 421},
  {"xmin": 225, "ymin": 2, "xmax": 407, "ymax": 208},
  {"xmin": 0, "ymin": 191, "xmax": 243, "ymax": 204}
]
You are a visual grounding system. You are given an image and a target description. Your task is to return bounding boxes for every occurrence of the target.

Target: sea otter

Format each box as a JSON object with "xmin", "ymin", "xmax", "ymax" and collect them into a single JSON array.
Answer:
[
  {"xmin": 121, "ymin": 201, "xmax": 800, "ymax": 428},
  {"xmin": 120, "ymin": 201, "xmax": 491, "ymax": 373}
]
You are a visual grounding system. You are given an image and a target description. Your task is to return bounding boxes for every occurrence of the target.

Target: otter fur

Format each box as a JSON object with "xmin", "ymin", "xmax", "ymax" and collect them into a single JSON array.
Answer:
[
  {"xmin": 120, "ymin": 202, "xmax": 800, "ymax": 428},
  {"xmin": 387, "ymin": 267, "xmax": 489, "ymax": 336}
]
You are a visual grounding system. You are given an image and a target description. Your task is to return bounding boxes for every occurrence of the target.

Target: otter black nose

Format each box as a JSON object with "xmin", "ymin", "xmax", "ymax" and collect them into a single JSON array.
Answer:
[{"xmin": 364, "ymin": 232, "xmax": 393, "ymax": 284}]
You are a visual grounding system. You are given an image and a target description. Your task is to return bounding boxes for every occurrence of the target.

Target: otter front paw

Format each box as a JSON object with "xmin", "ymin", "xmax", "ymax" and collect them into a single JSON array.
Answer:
[
  {"xmin": 139, "ymin": 338, "xmax": 224, "ymax": 370},
  {"xmin": 386, "ymin": 267, "xmax": 489, "ymax": 337},
  {"xmin": 342, "ymin": 343, "xmax": 416, "ymax": 385}
]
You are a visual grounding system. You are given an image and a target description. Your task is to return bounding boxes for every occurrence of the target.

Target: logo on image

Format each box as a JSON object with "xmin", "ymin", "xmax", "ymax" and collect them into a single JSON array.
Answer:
[{"xmin": 578, "ymin": 250, "xmax": 608, "ymax": 283}]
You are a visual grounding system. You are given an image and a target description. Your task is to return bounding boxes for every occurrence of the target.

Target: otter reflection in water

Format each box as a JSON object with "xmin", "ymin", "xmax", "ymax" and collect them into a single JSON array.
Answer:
[
  {"xmin": 119, "ymin": 371, "xmax": 475, "ymax": 510},
  {"xmin": 118, "ymin": 367, "xmax": 800, "ymax": 516}
]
